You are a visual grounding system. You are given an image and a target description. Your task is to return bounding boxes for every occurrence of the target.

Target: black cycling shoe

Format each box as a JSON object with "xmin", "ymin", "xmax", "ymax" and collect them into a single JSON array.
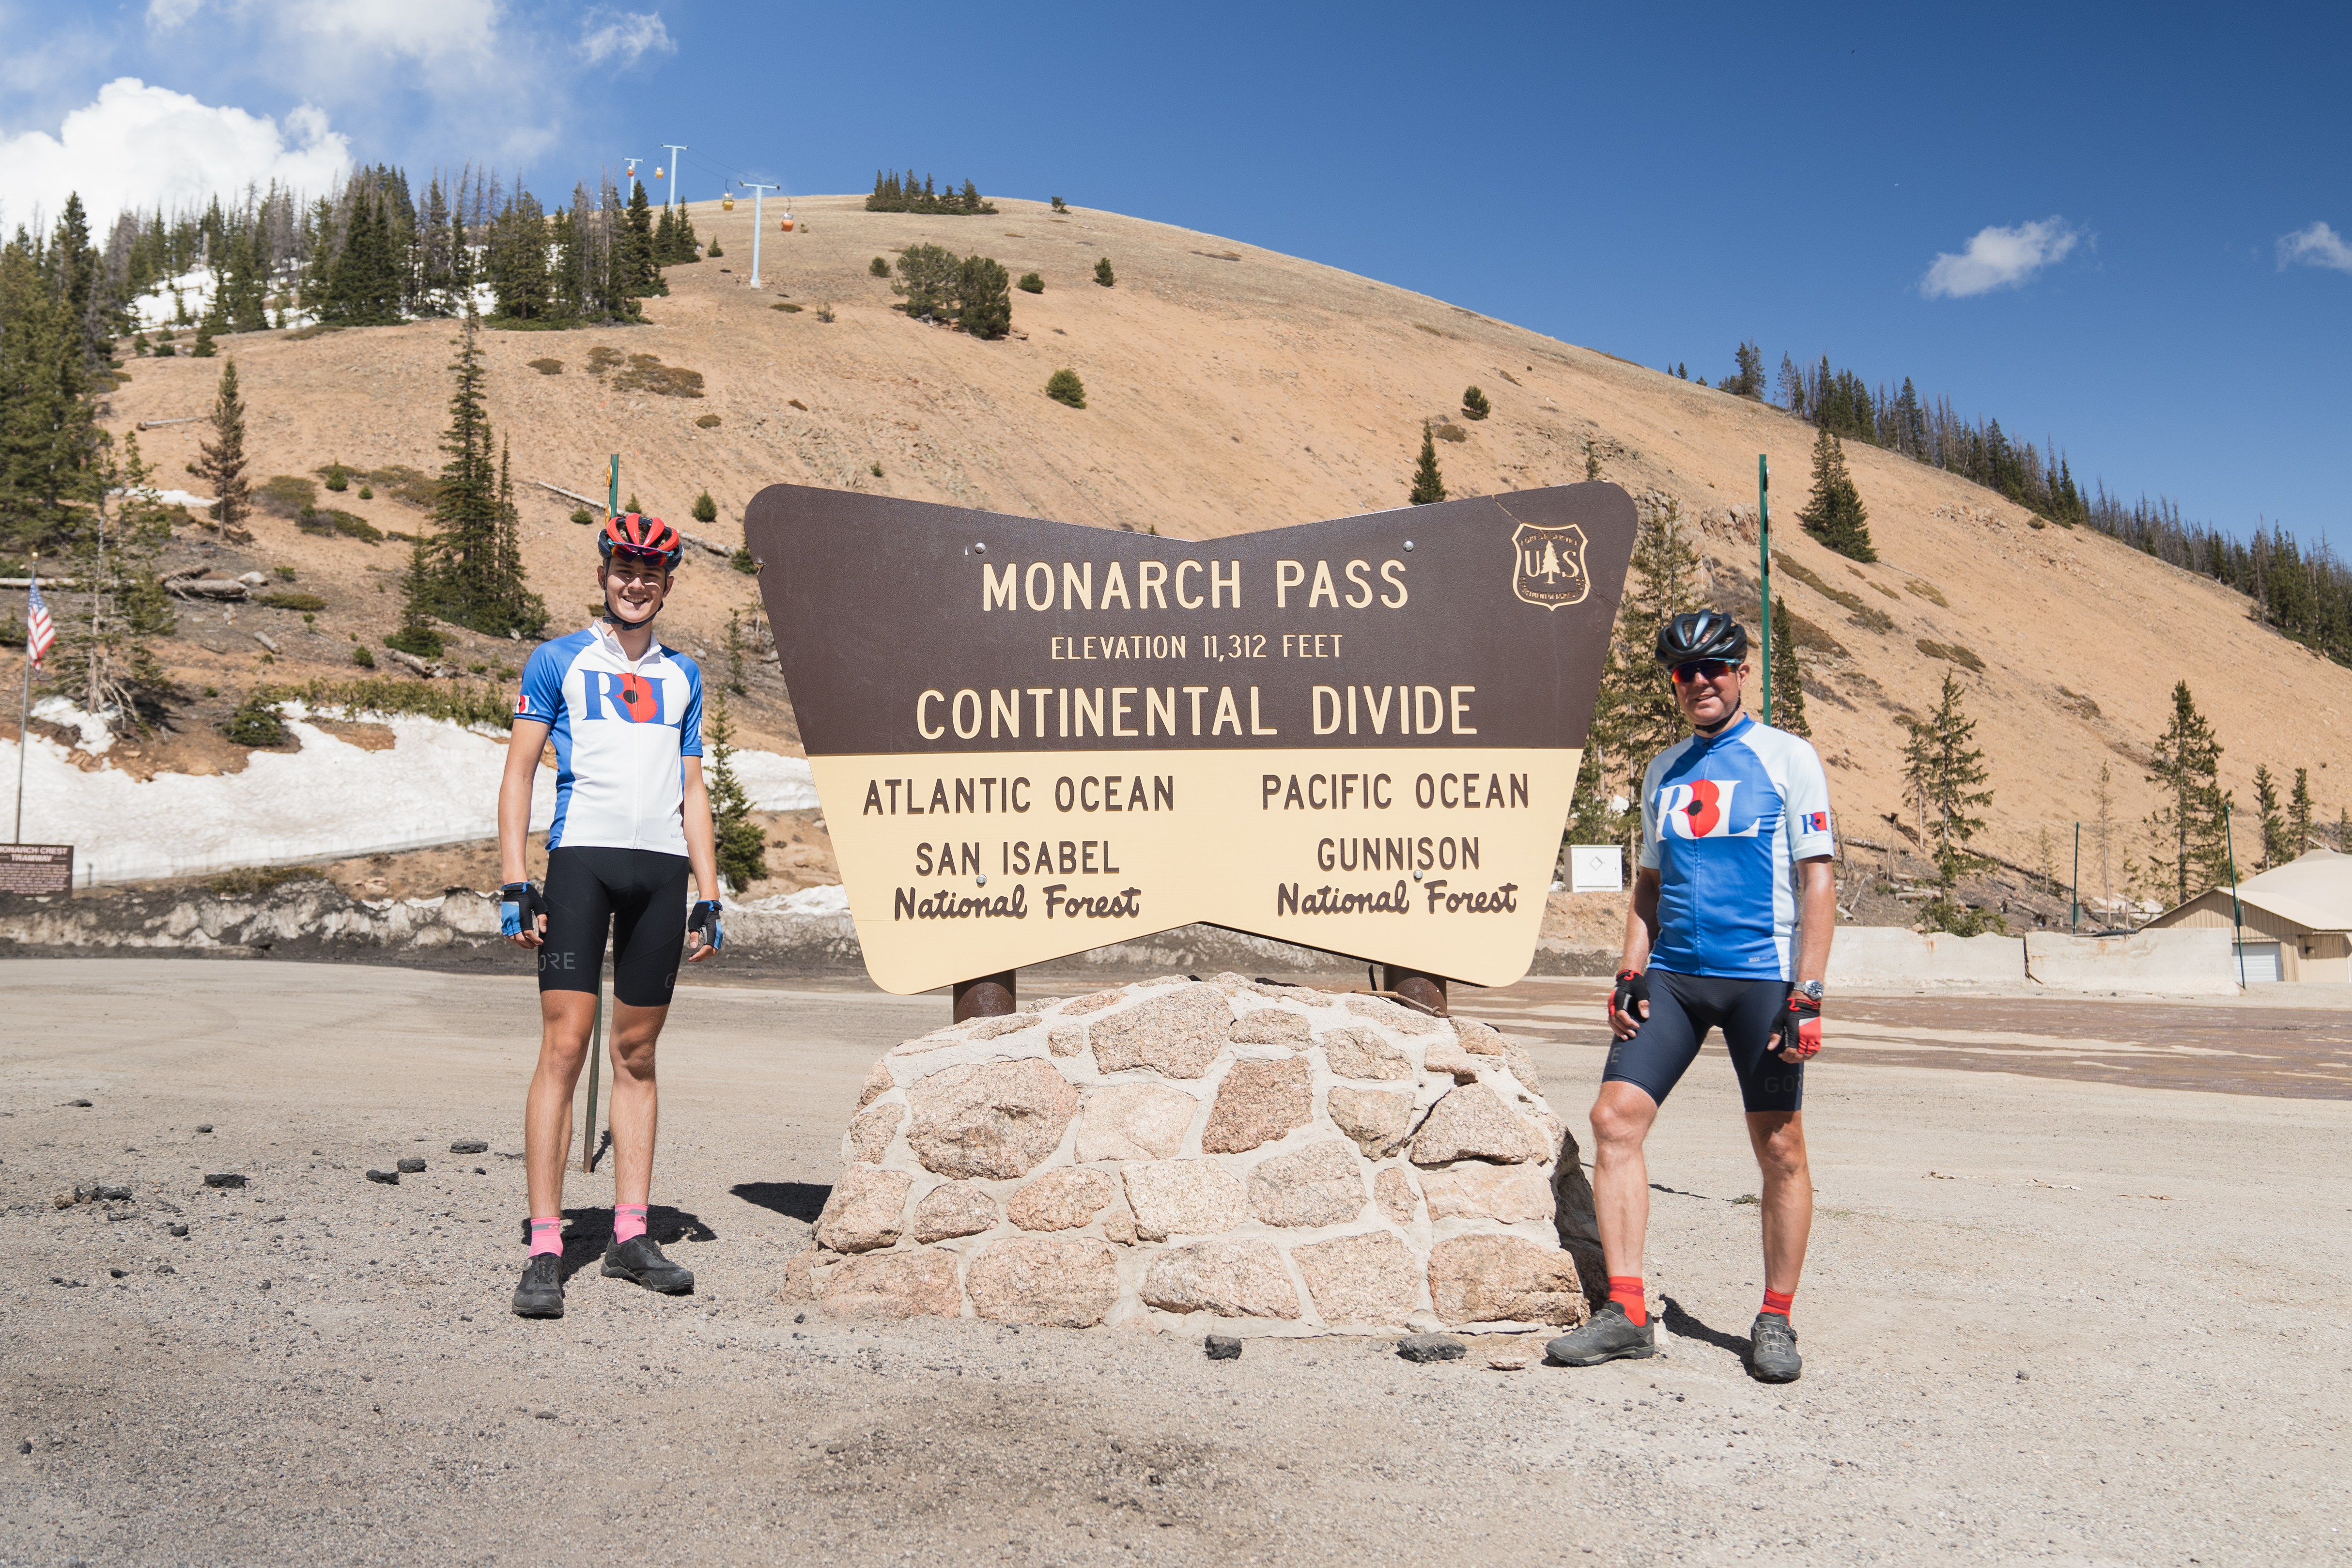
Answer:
[
  {"xmin": 602, "ymin": 1234, "xmax": 694, "ymax": 1295},
  {"xmin": 1545, "ymin": 1301, "xmax": 1656, "ymax": 1366},
  {"xmin": 1747, "ymin": 1312, "xmax": 1802, "ymax": 1382},
  {"xmin": 511, "ymin": 1254, "xmax": 565, "ymax": 1319}
]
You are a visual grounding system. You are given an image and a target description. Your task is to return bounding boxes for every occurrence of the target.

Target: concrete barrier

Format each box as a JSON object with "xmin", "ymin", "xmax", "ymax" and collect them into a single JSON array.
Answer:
[
  {"xmin": 1826, "ymin": 926, "xmax": 2027, "ymax": 987},
  {"xmin": 2025, "ymin": 929, "xmax": 2238, "ymax": 995}
]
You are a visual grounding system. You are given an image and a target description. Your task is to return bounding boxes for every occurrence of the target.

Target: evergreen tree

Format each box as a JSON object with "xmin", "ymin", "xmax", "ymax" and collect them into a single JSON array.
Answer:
[
  {"xmin": 191, "ymin": 359, "xmax": 250, "ymax": 537},
  {"xmin": 692, "ymin": 489, "xmax": 718, "ymax": 524},
  {"xmin": 1461, "ymin": 385, "xmax": 1491, "ymax": 420},
  {"xmin": 0, "ymin": 235, "xmax": 97, "ymax": 548},
  {"xmin": 1094, "ymin": 257, "xmax": 1115, "ymax": 287},
  {"xmin": 703, "ymin": 688, "xmax": 769, "ymax": 891},
  {"xmin": 189, "ymin": 292, "xmax": 221, "ymax": 355},
  {"xmin": 386, "ymin": 530, "xmax": 446, "ymax": 659},
  {"xmin": 487, "ymin": 439, "xmax": 547, "ymax": 637},
  {"xmin": 54, "ymin": 433, "xmax": 174, "ymax": 725},
  {"xmin": 2144, "ymin": 681, "xmax": 2230, "ymax": 905},
  {"xmin": 1566, "ymin": 498, "xmax": 1701, "ymax": 860},
  {"xmin": 955, "ymin": 253, "xmax": 1012, "ymax": 339},
  {"xmin": 895, "ymin": 244, "xmax": 960, "ymax": 319},
  {"xmin": 1727, "ymin": 340, "xmax": 1764, "ymax": 399},
  {"xmin": 2288, "ymin": 767, "xmax": 2314, "ymax": 859},
  {"xmin": 1582, "ymin": 438, "xmax": 1600, "ymax": 482},
  {"xmin": 1408, "ymin": 422, "xmax": 1446, "ymax": 505},
  {"xmin": 418, "ymin": 310, "xmax": 548, "ymax": 635},
  {"xmin": 624, "ymin": 178, "xmax": 664, "ymax": 297},
  {"xmin": 1768, "ymin": 595, "xmax": 1807, "ymax": 737},
  {"xmin": 2253, "ymin": 764, "xmax": 2288, "ymax": 869},
  {"xmin": 1796, "ymin": 425, "xmax": 1875, "ymax": 562},
  {"xmin": 1900, "ymin": 673, "xmax": 1998, "ymax": 932}
]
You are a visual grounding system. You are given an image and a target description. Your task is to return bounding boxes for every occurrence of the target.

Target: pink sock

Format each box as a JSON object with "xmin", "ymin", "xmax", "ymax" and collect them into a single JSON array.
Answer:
[
  {"xmin": 527, "ymin": 1216, "xmax": 562, "ymax": 1257},
  {"xmin": 613, "ymin": 1204, "xmax": 648, "ymax": 1244}
]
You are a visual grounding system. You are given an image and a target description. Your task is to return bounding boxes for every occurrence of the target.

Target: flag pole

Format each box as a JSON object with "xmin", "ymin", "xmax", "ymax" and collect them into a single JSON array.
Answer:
[{"xmin": 14, "ymin": 555, "xmax": 33, "ymax": 844}]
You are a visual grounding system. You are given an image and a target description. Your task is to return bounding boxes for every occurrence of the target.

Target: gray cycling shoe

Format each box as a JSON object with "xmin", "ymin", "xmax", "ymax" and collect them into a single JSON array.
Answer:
[
  {"xmin": 1545, "ymin": 1301, "xmax": 1656, "ymax": 1366},
  {"xmin": 1747, "ymin": 1312, "xmax": 1802, "ymax": 1382},
  {"xmin": 511, "ymin": 1254, "xmax": 565, "ymax": 1319},
  {"xmin": 602, "ymin": 1234, "xmax": 694, "ymax": 1295}
]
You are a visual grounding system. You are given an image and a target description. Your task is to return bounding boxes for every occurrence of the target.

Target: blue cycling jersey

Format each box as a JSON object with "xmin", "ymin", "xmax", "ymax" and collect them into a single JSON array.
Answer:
[
  {"xmin": 513, "ymin": 622, "xmax": 705, "ymax": 855},
  {"xmin": 1637, "ymin": 713, "xmax": 1836, "ymax": 981}
]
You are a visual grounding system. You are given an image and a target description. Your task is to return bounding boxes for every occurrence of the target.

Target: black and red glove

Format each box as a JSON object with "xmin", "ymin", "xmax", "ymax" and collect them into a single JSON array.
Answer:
[
  {"xmin": 1774, "ymin": 991, "xmax": 1822, "ymax": 1059},
  {"xmin": 1609, "ymin": 968, "xmax": 1649, "ymax": 1028}
]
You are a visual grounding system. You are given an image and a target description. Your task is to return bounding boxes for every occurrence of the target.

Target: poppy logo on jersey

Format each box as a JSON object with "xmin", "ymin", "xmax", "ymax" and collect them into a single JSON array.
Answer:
[
  {"xmin": 1801, "ymin": 810, "xmax": 1829, "ymax": 835},
  {"xmin": 1657, "ymin": 778, "xmax": 1760, "ymax": 839},
  {"xmin": 582, "ymin": 669, "xmax": 668, "ymax": 724}
]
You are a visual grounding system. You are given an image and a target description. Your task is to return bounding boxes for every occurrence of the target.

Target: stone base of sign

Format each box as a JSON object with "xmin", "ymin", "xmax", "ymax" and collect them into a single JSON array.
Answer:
[{"xmin": 786, "ymin": 975, "xmax": 1605, "ymax": 1335}]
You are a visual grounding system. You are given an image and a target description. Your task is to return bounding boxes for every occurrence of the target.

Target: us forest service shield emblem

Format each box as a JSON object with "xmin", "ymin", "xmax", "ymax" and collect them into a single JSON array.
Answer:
[{"xmin": 1511, "ymin": 520, "xmax": 1590, "ymax": 609}]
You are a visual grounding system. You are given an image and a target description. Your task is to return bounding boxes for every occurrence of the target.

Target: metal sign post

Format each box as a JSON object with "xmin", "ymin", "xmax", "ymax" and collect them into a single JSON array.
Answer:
[
  {"xmin": 1757, "ymin": 455, "xmax": 1772, "ymax": 725},
  {"xmin": 607, "ymin": 455, "xmax": 619, "ymax": 517},
  {"xmin": 2223, "ymin": 803, "xmax": 2247, "ymax": 990},
  {"xmin": 581, "ymin": 972, "xmax": 604, "ymax": 1172},
  {"xmin": 2071, "ymin": 822, "xmax": 2081, "ymax": 931}
]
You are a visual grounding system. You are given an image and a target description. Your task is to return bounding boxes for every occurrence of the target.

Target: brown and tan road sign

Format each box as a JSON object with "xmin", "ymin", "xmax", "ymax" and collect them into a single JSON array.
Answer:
[{"xmin": 744, "ymin": 482, "xmax": 1638, "ymax": 994}]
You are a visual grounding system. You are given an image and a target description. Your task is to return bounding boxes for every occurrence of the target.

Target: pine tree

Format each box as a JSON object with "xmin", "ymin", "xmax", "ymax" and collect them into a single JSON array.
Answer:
[
  {"xmin": 955, "ymin": 253, "xmax": 1012, "ymax": 339},
  {"xmin": 191, "ymin": 359, "xmax": 250, "ymax": 537},
  {"xmin": 0, "ymin": 235, "xmax": 98, "ymax": 548},
  {"xmin": 2253, "ymin": 764, "xmax": 2288, "ymax": 869},
  {"xmin": 1408, "ymin": 422, "xmax": 1447, "ymax": 505},
  {"xmin": 624, "ymin": 178, "xmax": 664, "ymax": 297},
  {"xmin": 1461, "ymin": 386, "xmax": 1491, "ymax": 420},
  {"xmin": 1094, "ymin": 257, "xmax": 1115, "ymax": 288},
  {"xmin": 418, "ymin": 310, "xmax": 544, "ymax": 634},
  {"xmin": 2288, "ymin": 767, "xmax": 2314, "ymax": 859},
  {"xmin": 55, "ymin": 433, "xmax": 174, "ymax": 726},
  {"xmin": 1568, "ymin": 498, "xmax": 1702, "ymax": 861},
  {"xmin": 1582, "ymin": 438, "xmax": 1600, "ymax": 482},
  {"xmin": 2094, "ymin": 762, "xmax": 2116, "ymax": 909},
  {"xmin": 703, "ymin": 688, "xmax": 769, "ymax": 891},
  {"xmin": 692, "ymin": 489, "xmax": 718, "ymax": 524},
  {"xmin": 386, "ymin": 530, "xmax": 445, "ymax": 659},
  {"xmin": 2144, "ymin": 681, "xmax": 2229, "ymax": 905},
  {"xmin": 1796, "ymin": 425, "xmax": 1875, "ymax": 562},
  {"xmin": 488, "ymin": 440, "xmax": 547, "ymax": 637},
  {"xmin": 1901, "ymin": 673, "xmax": 1998, "ymax": 932},
  {"xmin": 1768, "ymin": 595, "xmax": 1807, "ymax": 737}
]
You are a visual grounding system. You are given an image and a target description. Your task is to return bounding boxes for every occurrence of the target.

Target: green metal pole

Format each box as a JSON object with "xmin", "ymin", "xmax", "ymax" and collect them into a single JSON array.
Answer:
[
  {"xmin": 607, "ymin": 454, "xmax": 619, "ymax": 517},
  {"xmin": 1757, "ymin": 455, "xmax": 1772, "ymax": 724},
  {"xmin": 2071, "ymin": 822, "xmax": 2081, "ymax": 932},
  {"xmin": 2223, "ymin": 804, "xmax": 2247, "ymax": 990}
]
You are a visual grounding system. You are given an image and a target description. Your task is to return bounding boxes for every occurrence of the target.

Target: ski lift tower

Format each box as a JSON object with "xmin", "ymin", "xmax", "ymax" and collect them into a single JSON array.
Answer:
[
  {"xmin": 660, "ymin": 144, "xmax": 687, "ymax": 210},
  {"xmin": 738, "ymin": 181, "xmax": 779, "ymax": 288}
]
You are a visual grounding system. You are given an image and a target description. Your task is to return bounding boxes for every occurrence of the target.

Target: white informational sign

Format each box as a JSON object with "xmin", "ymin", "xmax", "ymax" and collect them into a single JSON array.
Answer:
[{"xmin": 1568, "ymin": 844, "xmax": 1624, "ymax": 894}]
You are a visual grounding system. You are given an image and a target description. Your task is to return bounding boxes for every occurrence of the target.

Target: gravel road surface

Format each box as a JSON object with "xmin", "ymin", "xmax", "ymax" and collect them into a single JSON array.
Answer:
[{"xmin": 4, "ymin": 960, "xmax": 2346, "ymax": 1565}]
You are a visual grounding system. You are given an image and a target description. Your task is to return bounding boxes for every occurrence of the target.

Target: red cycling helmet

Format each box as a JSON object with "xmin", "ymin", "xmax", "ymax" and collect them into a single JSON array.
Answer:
[{"xmin": 598, "ymin": 512, "xmax": 684, "ymax": 571}]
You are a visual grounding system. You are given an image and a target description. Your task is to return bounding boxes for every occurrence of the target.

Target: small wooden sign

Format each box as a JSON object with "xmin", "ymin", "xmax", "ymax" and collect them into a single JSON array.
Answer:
[
  {"xmin": 745, "ymin": 483, "xmax": 1638, "ymax": 994},
  {"xmin": 0, "ymin": 844, "xmax": 74, "ymax": 895}
]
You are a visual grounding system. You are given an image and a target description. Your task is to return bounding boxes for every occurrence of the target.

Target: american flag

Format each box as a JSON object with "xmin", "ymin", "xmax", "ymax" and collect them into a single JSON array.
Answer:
[{"xmin": 24, "ymin": 575, "xmax": 55, "ymax": 668}]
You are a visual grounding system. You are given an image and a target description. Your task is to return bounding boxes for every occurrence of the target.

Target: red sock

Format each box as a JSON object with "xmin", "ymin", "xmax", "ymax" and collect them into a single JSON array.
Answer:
[
  {"xmin": 1761, "ymin": 1288, "xmax": 1795, "ymax": 1320},
  {"xmin": 1608, "ymin": 1275, "xmax": 1647, "ymax": 1327}
]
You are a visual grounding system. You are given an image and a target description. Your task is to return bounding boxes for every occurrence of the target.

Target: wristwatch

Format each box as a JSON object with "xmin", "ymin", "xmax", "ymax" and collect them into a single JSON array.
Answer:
[{"xmin": 1793, "ymin": 980, "xmax": 1825, "ymax": 1003}]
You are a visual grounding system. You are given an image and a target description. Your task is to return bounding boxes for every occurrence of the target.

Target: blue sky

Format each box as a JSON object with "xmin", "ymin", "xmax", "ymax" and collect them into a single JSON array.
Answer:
[{"xmin": 5, "ymin": 1, "xmax": 2347, "ymax": 547}]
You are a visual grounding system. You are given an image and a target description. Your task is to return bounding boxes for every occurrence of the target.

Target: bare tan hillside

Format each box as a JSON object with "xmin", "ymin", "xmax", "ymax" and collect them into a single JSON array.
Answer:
[{"xmin": 92, "ymin": 191, "xmax": 2352, "ymax": 897}]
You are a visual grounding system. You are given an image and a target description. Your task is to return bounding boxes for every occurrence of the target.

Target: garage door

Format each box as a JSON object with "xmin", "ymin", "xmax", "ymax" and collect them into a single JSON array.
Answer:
[{"xmin": 2237, "ymin": 941, "xmax": 2283, "ymax": 983}]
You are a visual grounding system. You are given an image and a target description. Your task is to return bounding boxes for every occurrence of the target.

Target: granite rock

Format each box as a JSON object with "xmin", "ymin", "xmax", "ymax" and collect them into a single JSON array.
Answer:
[
  {"xmin": 1427, "ymin": 1234, "xmax": 1589, "ymax": 1325},
  {"xmin": 1072, "ymin": 1082, "xmax": 1197, "ymax": 1163},
  {"xmin": 909, "ymin": 1180, "xmax": 1000, "ymax": 1243},
  {"xmin": 1246, "ymin": 1140, "xmax": 1366, "ymax": 1228},
  {"xmin": 1421, "ymin": 1162, "xmax": 1556, "ymax": 1223},
  {"xmin": 1318, "ymin": 1027, "xmax": 1413, "ymax": 1082},
  {"xmin": 1373, "ymin": 1165, "xmax": 1420, "ymax": 1226},
  {"xmin": 1292, "ymin": 1230, "xmax": 1422, "ymax": 1325},
  {"xmin": 1410, "ymin": 1082, "xmax": 1544, "ymax": 1166},
  {"xmin": 842, "ymin": 1102, "xmax": 904, "ymax": 1165},
  {"xmin": 1200, "ymin": 1056, "xmax": 1312, "ymax": 1153},
  {"xmin": 967, "ymin": 1235, "xmax": 1121, "ymax": 1327},
  {"xmin": 1139, "ymin": 1240, "xmax": 1300, "ymax": 1319},
  {"xmin": 1228, "ymin": 1008, "xmax": 1310, "ymax": 1045},
  {"xmin": 1007, "ymin": 1167, "xmax": 1117, "ymax": 1231},
  {"xmin": 1326, "ymin": 1086, "xmax": 1414, "ymax": 1156},
  {"xmin": 1088, "ymin": 984, "xmax": 1236, "ymax": 1078},
  {"xmin": 1123, "ymin": 1158, "xmax": 1249, "ymax": 1240},
  {"xmin": 813, "ymin": 1167, "xmax": 912, "ymax": 1254},
  {"xmin": 821, "ymin": 1249, "xmax": 964, "ymax": 1320},
  {"xmin": 904, "ymin": 1058, "xmax": 1080, "ymax": 1179}
]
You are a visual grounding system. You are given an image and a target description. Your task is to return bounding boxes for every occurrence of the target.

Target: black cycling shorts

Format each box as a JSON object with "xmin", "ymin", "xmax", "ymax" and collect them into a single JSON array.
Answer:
[
  {"xmin": 1604, "ymin": 970, "xmax": 1803, "ymax": 1113},
  {"xmin": 537, "ymin": 846, "xmax": 691, "ymax": 1008}
]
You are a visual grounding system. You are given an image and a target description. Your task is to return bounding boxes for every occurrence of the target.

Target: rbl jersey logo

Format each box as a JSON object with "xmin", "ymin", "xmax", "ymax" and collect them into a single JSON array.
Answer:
[
  {"xmin": 1801, "ymin": 811, "xmax": 1830, "ymax": 834},
  {"xmin": 1656, "ymin": 779, "xmax": 1761, "ymax": 840},
  {"xmin": 514, "ymin": 694, "xmax": 533, "ymax": 717},
  {"xmin": 582, "ymin": 670, "xmax": 668, "ymax": 724}
]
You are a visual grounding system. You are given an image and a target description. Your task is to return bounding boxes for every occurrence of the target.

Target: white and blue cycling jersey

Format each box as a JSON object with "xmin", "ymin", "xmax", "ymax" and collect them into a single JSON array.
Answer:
[
  {"xmin": 514, "ymin": 622, "xmax": 704, "ymax": 855},
  {"xmin": 1636, "ymin": 713, "xmax": 1835, "ymax": 981}
]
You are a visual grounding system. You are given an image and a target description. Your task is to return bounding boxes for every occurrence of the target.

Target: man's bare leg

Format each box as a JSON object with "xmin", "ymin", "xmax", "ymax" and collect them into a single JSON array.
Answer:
[
  {"xmin": 1745, "ymin": 1109, "xmax": 1812, "ymax": 1295},
  {"xmin": 1548, "ymin": 1080, "xmax": 1663, "ymax": 1364}
]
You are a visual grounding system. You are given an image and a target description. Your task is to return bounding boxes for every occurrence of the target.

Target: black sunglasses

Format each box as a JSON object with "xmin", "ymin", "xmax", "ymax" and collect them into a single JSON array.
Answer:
[{"xmin": 1670, "ymin": 659, "xmax": 1737, "ymax": 684}]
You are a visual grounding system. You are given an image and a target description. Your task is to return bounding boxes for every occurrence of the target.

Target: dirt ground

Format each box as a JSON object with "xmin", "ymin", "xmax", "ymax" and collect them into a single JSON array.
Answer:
[{"xmin": 4, "ymin": 958, "xmax": 2346, "ymax": 1566}]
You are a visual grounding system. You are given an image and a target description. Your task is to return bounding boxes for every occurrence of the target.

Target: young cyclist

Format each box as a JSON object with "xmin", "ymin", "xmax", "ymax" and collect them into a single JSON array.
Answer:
[
  {"xmin": 1546, "ymin": 610, "xmax": 1834, "ymax": 1382},
  {"xmin": 497, "ymin": 513, "xmax": 727, "ymax": 1320}
]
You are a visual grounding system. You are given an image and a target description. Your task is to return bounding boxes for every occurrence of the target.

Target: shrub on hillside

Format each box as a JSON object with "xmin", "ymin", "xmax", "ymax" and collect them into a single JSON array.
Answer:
[
  {"xmin": 351, "ymin": 644, "xmax": 376, "ymax": 668},
  {"xmin": 384, "ymin": 625, "xmax": 445, "ymax": 660},
  {"xmin": 570, "ymin": 507, "xmax": 593, "ymax": 526},
  {"xmin": 257, "ymin": 591, "xmax": 327, "ymax": 612},
  {"xmin": 528, "ymin": 357, "xmax": 563, "ymax": 375},
  {"xmin": 695, "ymin": 413, "xmax": 721, "ymax": 428},
  {"xmin": 957, "ymin": 254, "xmax": 1013, "ymax": 340},
  {"xmin": 693, "ymin": 490, "xmax": 718, "ymax": 524},
  {"xmin": 895, "ymin": 244, "xmax": 961, "ymax": 318},
  {"xmin": 1017, "ymin": 272, "xmax": 1044, "ymax": 295},
  {"xmin": 870, "ymin": 256, "xmax": 892, "ymax": 278},
  {"xmin": 1462, "ymin": 386, "xmax": 1491, "ymax": 420},
  {"xmin": 219, "ymin": 695, "xmax": 289, "ymax": 747},
  {"xmin": 1094, "ymin": 257, "xmax": 1115, "ymax": 287},
  {"xmin": 324, "ymin": 461, "xmax": 349, "ymax": 493},
  {"xmin": 1051, "ymin": 196, "xmax": 1069, "ymax": 214},
  {"xmin": 1046, "ymin": 369, "xmax": 1086, "ymax": 408}
]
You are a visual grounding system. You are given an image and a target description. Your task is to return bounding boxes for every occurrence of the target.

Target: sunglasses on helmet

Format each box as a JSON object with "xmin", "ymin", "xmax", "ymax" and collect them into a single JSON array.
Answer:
[{"xmin": 1670, "ymin": 659, "xmax": 1737, "ymax": 684}]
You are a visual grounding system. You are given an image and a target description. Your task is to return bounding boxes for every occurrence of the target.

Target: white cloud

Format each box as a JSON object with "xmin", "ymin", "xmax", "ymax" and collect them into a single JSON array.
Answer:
[
  {"xmin": 0, "ymin": 78, "xmax": 350, "ymax": 233},
  {"xmin": 1920, "ymin": 217, "xmax": 2082, "ymax": 299},
  {"xmin": 577, "ymin": 8, "xmax": 674, "ymax": 67},
  {"xmin": 2277, "ymin": 221, "xmax": 2352, "ymax": 274},
  {"xmin": 146, "ymin": 0, "xmax": 501, "ymax": 66}
]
